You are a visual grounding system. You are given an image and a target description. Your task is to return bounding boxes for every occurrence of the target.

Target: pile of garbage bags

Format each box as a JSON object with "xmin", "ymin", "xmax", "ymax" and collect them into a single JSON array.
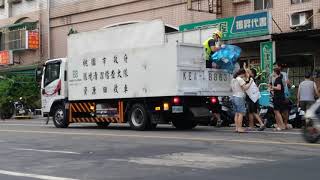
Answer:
[{"xmin": 211, "ymin": 45, "xmax": 242, "ymax": 73}]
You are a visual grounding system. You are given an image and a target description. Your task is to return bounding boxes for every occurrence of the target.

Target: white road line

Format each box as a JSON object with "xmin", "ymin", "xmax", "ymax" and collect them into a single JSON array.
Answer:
[
  {"xmin": 0, "ymin": 124, "xmax": 45, "ymax": 127},
  {"xmin": 0, "ymin": 129, "xmax": 318, "ymax": 147},
  {"xmin": 0, "ymin": 169, "xmax": 79, "ymax": 180},
  {"xmin": 12, "ymin": 148, "xmax": 81, "ymax": 155}
]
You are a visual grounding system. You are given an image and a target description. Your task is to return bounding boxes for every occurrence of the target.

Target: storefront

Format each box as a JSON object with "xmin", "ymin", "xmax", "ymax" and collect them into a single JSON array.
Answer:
[
  {"xmin": 179, "ymin": 11, "xmax": 320, "ymax": 86},
  {"xmin": 272, "ymin": 29, "xmax": 320, "ymax": 86}
]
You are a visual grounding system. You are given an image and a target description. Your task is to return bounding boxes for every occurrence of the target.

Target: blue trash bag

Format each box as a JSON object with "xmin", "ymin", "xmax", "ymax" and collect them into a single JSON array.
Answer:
[{"xmin": 211, "ymin": 45, "xmax": 242, "ymax": 73}]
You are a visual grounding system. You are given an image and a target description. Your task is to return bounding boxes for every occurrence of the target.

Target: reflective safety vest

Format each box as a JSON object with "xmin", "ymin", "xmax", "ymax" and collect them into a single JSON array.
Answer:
[{"xmin": 203, "ymin": 37, "xmax": 214, "ymax": 61}]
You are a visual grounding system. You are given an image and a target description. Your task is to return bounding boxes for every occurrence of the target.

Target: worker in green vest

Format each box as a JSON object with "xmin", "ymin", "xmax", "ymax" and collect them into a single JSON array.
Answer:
[{"xmin": 203, "ymin": 29, "xmax": 223, "ymax": 68}]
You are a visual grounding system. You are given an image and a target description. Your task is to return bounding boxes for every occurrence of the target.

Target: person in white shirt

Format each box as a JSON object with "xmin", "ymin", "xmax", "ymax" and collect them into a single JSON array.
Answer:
[{"xmin": 231, "ymin": 69, "xmax": 253, "ymax": 133}]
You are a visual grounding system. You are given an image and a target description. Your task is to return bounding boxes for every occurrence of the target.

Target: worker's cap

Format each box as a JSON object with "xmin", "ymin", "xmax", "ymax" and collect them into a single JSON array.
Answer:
[{"xmin": 212, "ymin": 29, "xmax": 223, "ymax": 38}]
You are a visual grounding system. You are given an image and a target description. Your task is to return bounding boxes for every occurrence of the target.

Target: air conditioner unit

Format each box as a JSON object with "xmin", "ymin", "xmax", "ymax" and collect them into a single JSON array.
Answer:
[{"xmin": 290, "ymin": 12, "xmax": 310, "ymax": 28}]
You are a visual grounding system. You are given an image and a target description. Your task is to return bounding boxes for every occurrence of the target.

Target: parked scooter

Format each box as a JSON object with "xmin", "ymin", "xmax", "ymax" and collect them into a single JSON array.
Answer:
[
  {"xmin": 258, "ymin": 83, "xmax": 275, "ymax": 128},
  {"xmin": 13, "ymin": 97, "xmax": 32, "ymax": 117},
  {"xmin": 303, "ymin": 100, "xmax": 320, "ymax": 143},
  {"xmin": 288, "ymin": 101, "xmax": 305, "ymax": 128},
  {"xmin": 219, "ymin": 96, "xmax": 235, "ymax": 127}
]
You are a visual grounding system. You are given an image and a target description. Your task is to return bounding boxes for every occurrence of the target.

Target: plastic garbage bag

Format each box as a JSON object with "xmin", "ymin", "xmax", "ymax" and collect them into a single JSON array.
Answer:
[{"xmin": 211, "ymin": 45, "xmax": 242, "ymax": 73}]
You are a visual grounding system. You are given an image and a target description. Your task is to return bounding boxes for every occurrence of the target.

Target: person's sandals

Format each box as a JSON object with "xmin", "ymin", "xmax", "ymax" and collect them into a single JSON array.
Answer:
[
  {"xmin": 258, "ymin": 124, "xmax": 266, "ymax": 131},
  {"xmin": 274, "ymin": 127, "xmax": 282, "ymax": 131},
  {"xmin": 237, "ymin": 128, "xmax": 247, "ymax": 133}
]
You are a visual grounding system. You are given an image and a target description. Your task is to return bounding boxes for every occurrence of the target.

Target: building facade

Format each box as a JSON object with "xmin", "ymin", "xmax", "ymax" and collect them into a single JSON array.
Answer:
[{"xmin": 0, "ymin": 0, "xmax": 319, "ymax": 84}]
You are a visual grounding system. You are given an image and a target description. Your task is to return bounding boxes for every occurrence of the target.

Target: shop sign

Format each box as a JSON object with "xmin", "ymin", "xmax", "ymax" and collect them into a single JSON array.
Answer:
[
  {"xmin": 260, "ymin": 41, "xmax": 275, "ymax": 77},
  {"xmin": 26, "ymin": 31, "xmax": 39, "ymax": 49},
  {"xmin": 179, "ymin": 11, "xmax": 271, "ymax": 40},
  {"xmin": 0, "ymin": 50, "xmax": 13, "ymax": 65}
]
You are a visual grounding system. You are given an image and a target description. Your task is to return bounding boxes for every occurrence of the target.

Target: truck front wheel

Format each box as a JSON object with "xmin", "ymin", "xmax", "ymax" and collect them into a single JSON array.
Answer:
[
  {"xmin": 53, "ymin": 105, "xmax": 69, "ymax": 128},
  {"xmin": 129, "ymin": 104, "xmax": 150, "ymax": 131}
]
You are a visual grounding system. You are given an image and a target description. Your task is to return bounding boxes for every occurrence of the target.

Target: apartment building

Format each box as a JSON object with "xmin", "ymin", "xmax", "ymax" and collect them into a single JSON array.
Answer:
[
  {"xmin": 0, "ymin": 0, "xmax": 319, "ymax": 84},
  {"xmin": 0, "ymin": 0, "xmax": 48, "ymax": 76}
]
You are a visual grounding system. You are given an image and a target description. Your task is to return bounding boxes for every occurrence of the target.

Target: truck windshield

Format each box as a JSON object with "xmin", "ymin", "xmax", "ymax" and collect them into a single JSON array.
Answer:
[{"xmin": 44, "ymin": 62, "xmax": 60, "ymax": 87}]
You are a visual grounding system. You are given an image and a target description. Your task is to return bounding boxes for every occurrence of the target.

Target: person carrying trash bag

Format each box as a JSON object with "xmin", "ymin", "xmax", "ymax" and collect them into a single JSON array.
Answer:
[{"xmin": 203, "ymin": 29, "xmax": 223, "ymax": 68}]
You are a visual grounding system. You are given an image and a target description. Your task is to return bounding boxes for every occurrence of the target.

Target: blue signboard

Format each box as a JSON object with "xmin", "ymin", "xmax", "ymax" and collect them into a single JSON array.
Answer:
[
  {"xmin": 232, "ymin": 11, "xmax": 269, "ymax": 33},
  {"xmin": 179, "ymin": 11, "xmax": 271, "ymax": 40}
]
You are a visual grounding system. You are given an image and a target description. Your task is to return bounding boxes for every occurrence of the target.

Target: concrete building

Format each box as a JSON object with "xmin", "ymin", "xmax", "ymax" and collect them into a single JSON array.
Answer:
[{"xmin": 0, "ymin": 0, "xmax": 319, "ymax": 84}]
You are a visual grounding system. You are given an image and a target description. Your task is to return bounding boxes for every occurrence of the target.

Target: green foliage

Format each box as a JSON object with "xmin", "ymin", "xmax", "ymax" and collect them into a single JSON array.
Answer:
[{"xmin": 0, "ymin": 75, "xmax": 40, "ymax": 115}]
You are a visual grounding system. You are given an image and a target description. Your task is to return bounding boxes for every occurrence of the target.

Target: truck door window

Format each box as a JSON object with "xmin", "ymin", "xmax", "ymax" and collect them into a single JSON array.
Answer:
[{"xmin": 44, "ymin": 63, "xmax": 60, "ymax": 87}]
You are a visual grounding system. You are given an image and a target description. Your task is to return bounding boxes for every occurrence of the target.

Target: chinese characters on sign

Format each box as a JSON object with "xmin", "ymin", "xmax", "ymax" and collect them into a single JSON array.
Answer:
[
  {"xmin": 179, "ymin": 11, "xmax": 270, "ymax": 40},
  {"xmin": 0, "ymin": 50, "xmax": 13, "ymax": 65},
  {"xmin": 260, "ymin": 41, "xmax": 275, "ymax": 79},
  {"xmin": 232, "ymin": 11, "xmax": 269, "ymax": 33},
  {"xmin": 235, "ymin": 17, "xmax": 267, "ymax": 30},
  {"xmin": 81, "ymin": 54, "xmax": 129, "ymax": 96},
  {"xmin": 27, "ymin": 31, "xmax": 40, "ymax": 49}
]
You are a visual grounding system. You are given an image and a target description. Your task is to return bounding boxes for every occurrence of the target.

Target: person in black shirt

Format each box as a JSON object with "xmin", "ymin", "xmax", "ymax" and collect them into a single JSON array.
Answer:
[
  {"xmin": 270, "ymin": 68, "xmax": 286, "ymax": 131},
  {"xmin": 246, "ymin": 68, "xmax": 265, "ymax": 131}
]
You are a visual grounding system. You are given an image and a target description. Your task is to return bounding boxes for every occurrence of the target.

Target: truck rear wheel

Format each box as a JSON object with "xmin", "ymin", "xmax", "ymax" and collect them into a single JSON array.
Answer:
[
  {"xmin": 53, "ymin": 105, "xmax": 69, "ymax": 128},
  {"xmin": 129, "ymin": 104, "xmax": 150, "ymax": 131}
]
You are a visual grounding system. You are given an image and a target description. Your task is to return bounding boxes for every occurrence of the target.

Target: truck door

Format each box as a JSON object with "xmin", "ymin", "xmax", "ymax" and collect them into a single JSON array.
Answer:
[{"xmin": 41, "ymin": 60, "xmax": 63, "ymax": 114}]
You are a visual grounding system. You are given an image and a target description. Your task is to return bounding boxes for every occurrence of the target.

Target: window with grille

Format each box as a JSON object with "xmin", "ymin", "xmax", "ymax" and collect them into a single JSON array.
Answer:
[
  {"xmin": 7, "ymin": 30, "xmax": 26, "ymax": 50},
  {"xmin": 254, "ymin": 0, "xmax": 273, "ymax": 10}
]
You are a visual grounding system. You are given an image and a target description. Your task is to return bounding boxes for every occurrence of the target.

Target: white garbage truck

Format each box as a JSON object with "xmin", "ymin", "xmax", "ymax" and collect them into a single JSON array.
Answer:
[{"xmin": 41, "ymin": 20, "xmax": 232, "ymax": 130}]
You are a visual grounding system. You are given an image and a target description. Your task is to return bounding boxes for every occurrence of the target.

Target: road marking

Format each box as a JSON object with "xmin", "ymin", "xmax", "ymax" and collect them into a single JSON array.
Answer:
[
  {"xmin": 0, "ymin": 169, "xmax": 79, "ymax": 180},
  {"xmin": 110, "ymin": 153, "xmax": 275, "ymax": 169},
  {"xmin": 12, "ymin": 148, "xmax": 81, "ymax": 154},
  {"xmin": 0, "ymin": 129, "xmax": 318, "ymax": 147},
  {"xmin": 0, "ymin": 124, "xmax": 45, "ymax": 127}
]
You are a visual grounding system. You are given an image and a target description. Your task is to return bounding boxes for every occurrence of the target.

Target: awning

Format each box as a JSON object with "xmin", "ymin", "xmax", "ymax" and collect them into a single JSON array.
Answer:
[
  {"xmin": 0, "ymin": 64, "xmax": 40, "ymax": 77},
  {"xmin": 0, "ymin": 21, "xmax": 38, "ymax": 32},
  {"xmin": 272, "ymin": 28, "xmax": 320, "ymax": 41}
]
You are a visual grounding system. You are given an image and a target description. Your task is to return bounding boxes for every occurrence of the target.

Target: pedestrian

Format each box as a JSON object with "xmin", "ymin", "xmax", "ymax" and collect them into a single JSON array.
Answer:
[
  {"xmin": 270, "ymin": 68, "xmax": 286, "ymax": 131},
  {"xmin": 246, "ymin": 68, "xmax": 265, "ymax": 131},
  {"xmin": 203, "ymin": 29, "xmax": 223, "ymax": 68},
  {"xmin": 273, "ymin": 62, "xmax": 290, "ymax": 129},
  {"xmin": 297, "ymin": 72, "xmax": 319, "ymax": 112},
  {"xmin": 231, "ymin": 69, "xmax": 253, "ymax": 133}
]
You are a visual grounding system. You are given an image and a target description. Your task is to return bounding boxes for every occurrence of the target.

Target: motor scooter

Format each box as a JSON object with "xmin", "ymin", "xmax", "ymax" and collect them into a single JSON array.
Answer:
[
  {"xmin": 303, "ymin": 99, "xmax": 320, "ymax": 143},
  {"xmin": 13, "ymin": 97, "xmax": 32, "ymax": 117}
]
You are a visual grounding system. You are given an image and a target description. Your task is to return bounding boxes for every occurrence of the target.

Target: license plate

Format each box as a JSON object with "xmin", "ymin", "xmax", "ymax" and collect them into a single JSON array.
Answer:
[
  {"xmin": 172, "ymin": 106, "xmax": 183, "ymax": 113},
  {"xmin": 19, "ymin": 110, "xmax": 25, "ymax": 114},
  {"xmin": 208, "ymin": 72, "xmax": 228, "ymax": 82},
  {"xmin": 289, "ymin": 114, "xmax": 296, "ymax": 120},
  {"xmin": 299, "ymin": 111, "xmax": 305, "ymax": 116}
]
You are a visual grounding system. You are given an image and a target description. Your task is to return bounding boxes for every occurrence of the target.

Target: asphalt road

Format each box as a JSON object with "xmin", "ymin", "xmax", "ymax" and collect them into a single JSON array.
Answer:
[{"xmin": 0, "ymin": 118, "xmax": 319, "ymax": 180}]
